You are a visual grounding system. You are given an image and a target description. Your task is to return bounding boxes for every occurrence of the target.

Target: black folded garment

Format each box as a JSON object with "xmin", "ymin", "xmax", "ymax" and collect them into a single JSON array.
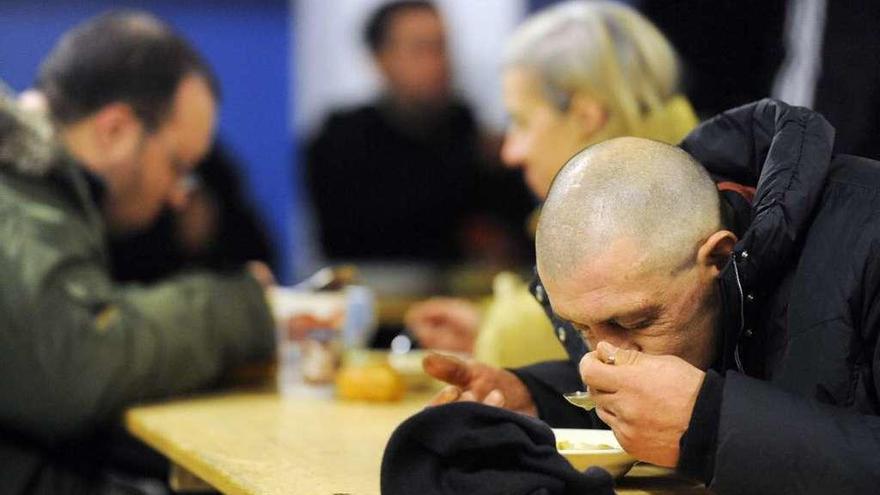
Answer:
[{"xmin": 381, "ymin": 402, "xmax": 615, "ymax": 495}]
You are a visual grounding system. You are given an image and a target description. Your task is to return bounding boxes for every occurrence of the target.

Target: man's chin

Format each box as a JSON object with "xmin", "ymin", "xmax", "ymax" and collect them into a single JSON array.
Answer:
[{"xmin": 104, "ymin": 210, "xmax": 161, "ymax": 237}]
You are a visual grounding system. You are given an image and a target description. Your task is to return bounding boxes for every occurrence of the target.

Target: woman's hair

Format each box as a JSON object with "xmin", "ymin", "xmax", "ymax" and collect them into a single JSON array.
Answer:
[{"xmin": 504, "ymin": 1, "xmax": 681, "ymax": 135}]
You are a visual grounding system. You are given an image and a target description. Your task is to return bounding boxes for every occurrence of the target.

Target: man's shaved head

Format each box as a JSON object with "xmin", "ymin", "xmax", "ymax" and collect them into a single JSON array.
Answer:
[{"xmin": 536, "ymin": 137, "xmax": 721, "ymax": 280}]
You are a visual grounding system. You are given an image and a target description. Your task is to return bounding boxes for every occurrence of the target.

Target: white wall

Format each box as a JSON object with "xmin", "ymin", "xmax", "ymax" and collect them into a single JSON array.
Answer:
[{"xmin": 293, "ymin": 0, "xmax": 527, "ymax": 137}]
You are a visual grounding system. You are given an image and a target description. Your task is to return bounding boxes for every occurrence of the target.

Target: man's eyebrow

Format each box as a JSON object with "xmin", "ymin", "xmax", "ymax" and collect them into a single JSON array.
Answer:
[
  {"xmin": 604, "ymin": 305, "xmax": 662, "ymax": 324},
  {"xmin": 563, "ymin": 304, "xmax": 661, "ymax": 328}
]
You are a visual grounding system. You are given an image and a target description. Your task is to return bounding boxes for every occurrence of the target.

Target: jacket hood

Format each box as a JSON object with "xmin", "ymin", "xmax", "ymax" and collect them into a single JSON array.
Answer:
[
  {"xmin": 681, "ymin": 99, "xmax": 836, "ymax": 373},
  {"xmin": 0, "ymin": 83, "xmax": 60, "ymax": 177},
  {"xmin": 681, "ymin": 98, "xmax": 836, "ymax": 293}
]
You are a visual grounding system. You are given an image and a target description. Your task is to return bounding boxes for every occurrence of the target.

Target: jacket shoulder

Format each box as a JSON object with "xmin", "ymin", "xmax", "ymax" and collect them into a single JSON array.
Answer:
[
  {"xmin": 827, "ymin": 154, "xmax": 880, "ymax": 188},
  {"xmin": 316, "ymin": 104, "xmax": 382, "ymax": 135},
  {"xmin": 0, "ymin": 172, "xmax": 103, "ymax": 287}
]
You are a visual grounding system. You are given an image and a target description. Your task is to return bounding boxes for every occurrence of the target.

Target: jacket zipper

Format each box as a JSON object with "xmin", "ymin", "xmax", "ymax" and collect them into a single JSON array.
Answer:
[{"xmin": 731, "ymin": 252, "xmax": 746, "ymax": 372}]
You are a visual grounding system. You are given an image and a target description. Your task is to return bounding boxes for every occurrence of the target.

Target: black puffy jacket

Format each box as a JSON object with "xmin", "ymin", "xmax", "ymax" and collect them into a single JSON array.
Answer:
[{"xmin": 515, "ymin": 99, "xmax": 880, "ymax": 494}]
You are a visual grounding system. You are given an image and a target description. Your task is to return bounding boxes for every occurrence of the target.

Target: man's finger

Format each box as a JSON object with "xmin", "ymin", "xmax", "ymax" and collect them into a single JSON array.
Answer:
[
  {"xmin": 460, "ymin": 390, "xmax": 478, "ymax": 402},
  {"xmin": 595, "ymin": 341, "xmax": 639, "ymax": 366},
  {"xmin": 590, "ymin": 389, "xmax": 622, "ymax": 418},
  {"xmin": 594, "ymin": 404, "xmax": 619, "ymax": 430},
  {"xmin": 423, "ymin": 352, "xmax": 472, "ymax": 387},
  {"xmin": 429, "ymin": 385, "xmax": 462, "ymax": 406},
  {"xmin": 483, "ymin": 389, "xmax": 506, "ymax": 407},
  {"xmin": 579, "ymin": 352, "xmax": 628, "ymax": 391}
]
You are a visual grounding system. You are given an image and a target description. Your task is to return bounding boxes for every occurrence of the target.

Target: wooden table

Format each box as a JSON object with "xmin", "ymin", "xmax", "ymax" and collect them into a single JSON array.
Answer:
[{"xmin": 126, "ymin": 392, "xmax": 707, "ymax": 494}]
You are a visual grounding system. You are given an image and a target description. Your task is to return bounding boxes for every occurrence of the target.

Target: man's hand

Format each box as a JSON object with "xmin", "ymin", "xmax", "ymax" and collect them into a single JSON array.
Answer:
[
  {"xmin": 422, "ymin": 353, "xmax": 538, "ymax": 417},
  {"xmin": 247, "ymin": 261, "xmax": 276, "ymax": 289},
  {"xmin": 405, "ymin": 298, "xmax": 481, "ymax": 353},
  {"xmin": 581, "ymin": 342, "xmax": 705, "ymax": 467},
  {"xmin": 175, "ymin": 188, "xmax": 218, "ymax": 255}
]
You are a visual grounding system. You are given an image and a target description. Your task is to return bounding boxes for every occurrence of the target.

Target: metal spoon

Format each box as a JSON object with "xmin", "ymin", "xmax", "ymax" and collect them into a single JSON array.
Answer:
[{"xmin": 563, "ymin": 390, "xmax": 596, "ymax": 411}]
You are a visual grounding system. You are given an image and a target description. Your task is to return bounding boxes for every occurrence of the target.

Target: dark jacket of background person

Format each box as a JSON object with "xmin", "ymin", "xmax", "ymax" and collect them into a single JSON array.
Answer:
[
  {"xmin": 643, "ymin": 0, "xmax": 880, "ymax": 161},
  {"xmin": 514, "ymin": 99, "xmax": 880, "ymax": 494},
  {"xmin": 811, "ymin": 1, "xmax": 880, "ymax": 161},
  {"xmin": 640, "ymin": 0, "xmax": 786, "ymax": 119},
  {"xmin": 110, "ymin": 143, "xmax": 277, "ymax": 283},
  {"xmin": 305, "ymin": 99, "xmax": 533, "ymax": 263},
  {"xmin": 0, "ymin": 93, "xmax": 275, "ymax": 494}
]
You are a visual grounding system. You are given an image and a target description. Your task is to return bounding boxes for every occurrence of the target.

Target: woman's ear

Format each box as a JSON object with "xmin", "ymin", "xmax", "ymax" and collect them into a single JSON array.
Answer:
[
  {"xmin": 697, "ymin": 230, "xmax": 738, "ymax": 278},
  {"xmin": 566, "ymin": 92, "xmax": 607, "ymax": 140}
]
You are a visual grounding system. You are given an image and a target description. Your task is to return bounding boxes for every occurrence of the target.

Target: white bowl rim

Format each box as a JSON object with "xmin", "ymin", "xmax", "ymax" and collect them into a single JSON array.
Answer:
[{"xmin": 552, "ymin": 428, "xmax": 629, "ymax": 455}]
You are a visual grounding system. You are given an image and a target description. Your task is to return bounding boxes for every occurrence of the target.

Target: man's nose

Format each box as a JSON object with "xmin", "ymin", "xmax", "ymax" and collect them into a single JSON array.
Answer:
[{"xmin": 586, "ymin": 328, "xmax": 635, "ymax": 352}]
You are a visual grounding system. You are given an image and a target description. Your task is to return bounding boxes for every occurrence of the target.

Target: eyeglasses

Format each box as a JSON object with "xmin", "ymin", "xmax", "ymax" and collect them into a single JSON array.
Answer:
[
  {"xmin": 157, "ymin": 133, "xmax": 201, "ymax": 195},
  {"xmin": 177, "ymin": 172, "xmax": 201, "ymax": 195}
]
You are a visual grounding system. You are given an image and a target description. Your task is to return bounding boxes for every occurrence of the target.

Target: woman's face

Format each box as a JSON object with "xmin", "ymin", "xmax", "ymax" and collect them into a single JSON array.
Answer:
[{"xmin": 500, "ymin": 68, "xmax": 596, "ymax": 199}]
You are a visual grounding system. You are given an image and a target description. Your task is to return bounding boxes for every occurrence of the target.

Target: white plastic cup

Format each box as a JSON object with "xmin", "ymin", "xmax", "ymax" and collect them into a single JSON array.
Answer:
[
  {"xmin": 269, "ymin": 286, "xmax": 376, "ymax": 398},
  {"xmin": 342, "ymin": 285, "xmax": 376, "ymax": 348},
  {"xmin": 270, "ymin": 288, "xmax": 345, "ymax": 397}
]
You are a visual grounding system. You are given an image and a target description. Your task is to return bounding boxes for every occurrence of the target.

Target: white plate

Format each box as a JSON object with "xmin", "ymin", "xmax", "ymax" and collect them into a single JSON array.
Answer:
[
  {"xmin": 553, "ymin": 428, "xmax": 637, "ymax": 478},
  {"xmin": 387, "ymin": 350, "xmax": 435, "ymax": 390},
  {"xmin": 387, "ymin": 350, "xmax": 471, "ymax": 390}
]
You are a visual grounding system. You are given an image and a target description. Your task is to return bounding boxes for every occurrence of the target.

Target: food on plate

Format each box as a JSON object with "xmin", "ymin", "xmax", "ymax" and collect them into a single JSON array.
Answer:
[
  {"xmin": 556, "ymin": 439, "xmax": 615, "ymax": 451},
  {"xmin": 336, "ymin": 362, "xmax": 406, "ymax": 402}
]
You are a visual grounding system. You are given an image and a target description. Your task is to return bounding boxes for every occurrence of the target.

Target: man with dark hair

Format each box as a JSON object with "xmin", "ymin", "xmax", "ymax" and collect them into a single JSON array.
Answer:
[
  {"xmin": 306, "ymin": 0, "xmax": 532, "ymax": 264},
  {"xmin": 35, "ymin": 11, "xmax": 222, "ymax": 233},
  {"xmin": 363, "ymin": 0, "xmax": 434, "ymax": 53},
  {"xmin": 38, "ymin": 11, "xmax": 220, "ymax": 130},
  {"xmin": 0, "ymin": 11, "xmax": 275, "ymax": 494}
]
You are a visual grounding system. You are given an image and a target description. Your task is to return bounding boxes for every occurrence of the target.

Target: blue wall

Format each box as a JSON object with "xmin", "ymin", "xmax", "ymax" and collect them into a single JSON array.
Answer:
[{"xmin": 0, "ymin": 0, "xmax": 296, "ymax": 282}]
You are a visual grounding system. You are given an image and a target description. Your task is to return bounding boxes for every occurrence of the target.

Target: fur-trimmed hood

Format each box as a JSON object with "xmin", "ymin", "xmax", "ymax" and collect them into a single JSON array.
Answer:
[{"xmin": 0, "ymin": 83, "xmax": 60, "ymax": 177}]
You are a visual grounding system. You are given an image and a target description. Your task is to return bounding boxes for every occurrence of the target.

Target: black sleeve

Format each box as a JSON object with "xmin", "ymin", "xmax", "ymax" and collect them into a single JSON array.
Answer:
[
  {"xmin": 511, "ymin": 360, "xmax": 602, "ymax": 429},
  {"xmin": 303, "ymin": 117, "xmax": 342, "ymax": 256},
  {"xmin": 677, "ymin": 369, "xmax": 723, "ymax": 483},
  {"xmin": 303, "ymin": 113, "xmax": 374, "ymax": 259},
  {"xmin": 195, "ymin": 144, "xmax": 278, "ymax": 271},
  {"xmin": 708, "ymin": 372, "xmax": 880, "ymax": 494}
]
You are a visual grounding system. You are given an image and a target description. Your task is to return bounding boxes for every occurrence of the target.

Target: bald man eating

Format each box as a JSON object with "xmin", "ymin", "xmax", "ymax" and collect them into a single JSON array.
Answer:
[{"xmin": 425, "ymin": 99, "xmax": 880, "ymax": 495}]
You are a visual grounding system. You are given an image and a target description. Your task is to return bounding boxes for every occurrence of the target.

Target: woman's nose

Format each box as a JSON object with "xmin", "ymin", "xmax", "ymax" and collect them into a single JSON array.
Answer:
[{"xmin": 500, "ymin": 131, "xmax": 527, "ymax": 168}]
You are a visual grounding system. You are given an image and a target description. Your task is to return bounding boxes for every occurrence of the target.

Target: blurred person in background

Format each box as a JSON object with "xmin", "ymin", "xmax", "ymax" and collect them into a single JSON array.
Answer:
[
  {"xmin": 0, "ymin": 12, "xmax": 276, "ymax": 494},
  {"xmin": 305, "ymin": 0, "xmax": 533, "ymax": 266},
  {"xmin": 21, "ymin": 85, "xmax": 277, "ymax": 283},
  {"xmin": 406, "ymin": 0, "xmax": 698, "ymax": 368}
]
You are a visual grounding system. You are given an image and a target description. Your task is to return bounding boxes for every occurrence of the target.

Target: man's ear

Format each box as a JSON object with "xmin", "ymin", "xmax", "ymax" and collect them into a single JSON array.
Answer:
[
  {"xmin": 697, "ymin": 230, "xmax": 738, "ymax": 277},
  {"xmin": 566, "ymin": 92, "xmax": 607, "ymax": 140},
  {"xmin": 91, "ymin": 103, "xmax": 143, "ymax": 157},
  {"xmin": 373, "ymin": 50, "xmax": 395, "ymax": 81}
]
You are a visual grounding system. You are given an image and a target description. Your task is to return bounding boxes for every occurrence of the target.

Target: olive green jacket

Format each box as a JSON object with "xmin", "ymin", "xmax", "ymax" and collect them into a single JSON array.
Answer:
[{"xmin": 0, "ymin": 88, "xmax": 275, "ymax": 493}]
